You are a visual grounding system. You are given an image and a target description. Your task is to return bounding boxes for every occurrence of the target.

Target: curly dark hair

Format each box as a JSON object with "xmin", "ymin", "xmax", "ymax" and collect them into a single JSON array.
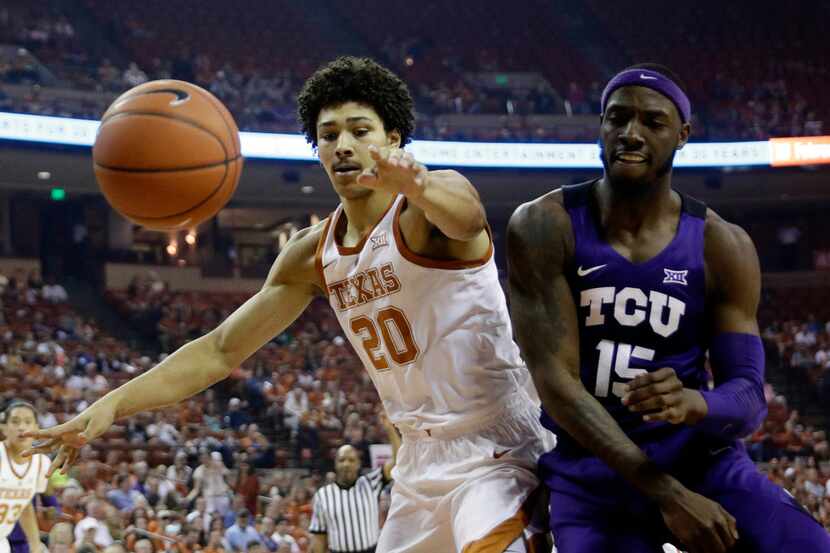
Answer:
[{"xmin": 297, "ymin": 57, "xmax": 415, "ymax": 148}]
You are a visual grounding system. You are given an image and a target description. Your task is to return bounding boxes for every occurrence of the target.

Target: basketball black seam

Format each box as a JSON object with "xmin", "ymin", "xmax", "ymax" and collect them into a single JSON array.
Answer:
[
  {"xmin": 204, "ymin": 93, "xmax": 240, "ymax": 155},
  {"xmin": 94, "ymin": 155, "xmax": 241, "ymax": 173},
  {"xmin": 97, "ymin": 111, "xmax": 230, "ymax": 162},
  {"xmin": 111, "ymin": 159, "xmax": 239, "ymax": 221}
]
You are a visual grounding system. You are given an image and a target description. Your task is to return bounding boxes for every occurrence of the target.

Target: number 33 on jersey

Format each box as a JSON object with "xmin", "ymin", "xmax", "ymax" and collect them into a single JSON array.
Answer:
[
  {"xmin": 0, "ymin": 442, "xmax": 49, "ymax": 541},
  {"xmin": 316, "ymin": 195, "xmax": 531, "ymax": 431}
]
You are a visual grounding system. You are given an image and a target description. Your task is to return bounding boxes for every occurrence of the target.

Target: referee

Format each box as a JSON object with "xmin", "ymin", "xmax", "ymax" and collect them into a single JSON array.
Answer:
[{"xmin": 310, "ymin": 418, "xmax": 400, "ymax": 553}]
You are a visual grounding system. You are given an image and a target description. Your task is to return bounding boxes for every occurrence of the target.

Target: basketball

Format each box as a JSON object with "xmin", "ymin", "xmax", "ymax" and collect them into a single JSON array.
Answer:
[{"xmin": 92, "ymin": 79, "xmax": 242, "ymax": 231}]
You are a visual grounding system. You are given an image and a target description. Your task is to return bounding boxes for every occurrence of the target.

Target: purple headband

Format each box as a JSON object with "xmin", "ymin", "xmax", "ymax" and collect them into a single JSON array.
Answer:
[{"xmin": 601, "ymin": 68, "xmax": 691, "ymax": 122}]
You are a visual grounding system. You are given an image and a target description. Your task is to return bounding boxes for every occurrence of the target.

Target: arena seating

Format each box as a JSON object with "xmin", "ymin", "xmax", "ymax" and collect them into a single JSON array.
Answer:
[{"xmin": 0, "ymin": 0, "xmax": 825, "ymax": 140}]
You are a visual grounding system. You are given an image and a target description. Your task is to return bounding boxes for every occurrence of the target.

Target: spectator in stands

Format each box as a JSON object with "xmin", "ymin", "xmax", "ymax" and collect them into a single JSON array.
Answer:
[
  {"xmin": 204, "ymin": 529, "xmax": 228, "ymax": 553},
  {"xmin": 47, "ymin": 522, "xmax": 74, "ymax": 553},
  {"xmin": 123, "ymin": 62, "xmax": 147, "ymax": 87},
  {"xmin": 59, "ymin": 486, "xmax": 85, "ymax": 525},
  {"xmin": 233, "ymin": 460, "xmax": 260, "ymax": 516},
  {"xmin": 255, "ymin": 518, "xmax": 277, "ymax": 553},
  {"xmin": 269, "ymin": 518, "xmax": 299, "ymax": 553},
  {"xmin": 134, "ymin": 538, "xmax": 155, "ymax": 553},
  {"xmin": 189, "ymin": 451, "xmax": 231, "ymax": 518},
  {"xmin": 224, "ymin": 398, "xmax": 248, "ymax": 430},
  {"xmin": 224, "ymin": 510, "xmax": 261, "ymax": 553},
  {"xmin": 41, "ymin": 279, "xmax": 68, "ymax": 303},
  {"xmin": 74, "ymin": 500, "xmax": 114, "ymax": 548},
  {"xmin": 107, "ymin": 473, "xmax": 143, "ymax": 513},
  {"xmin": 147, "ymin": 412, "xmax": 180, "ymax": 447},
  {"xmin": 283, "ymin": 388, "xmax": 307, "ymax": 434}
]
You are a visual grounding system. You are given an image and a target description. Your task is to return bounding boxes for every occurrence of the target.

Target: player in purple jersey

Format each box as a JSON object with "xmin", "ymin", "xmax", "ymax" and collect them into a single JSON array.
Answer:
[{"xmin": 506, "ymin": 63, "xmax": 830, "ymax": 553}]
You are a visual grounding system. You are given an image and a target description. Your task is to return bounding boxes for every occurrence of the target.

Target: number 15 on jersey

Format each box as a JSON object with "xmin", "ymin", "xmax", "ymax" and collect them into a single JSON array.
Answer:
[{"xmin": 594, "ymin": 339, "xmax": 654, "ymax": 398}]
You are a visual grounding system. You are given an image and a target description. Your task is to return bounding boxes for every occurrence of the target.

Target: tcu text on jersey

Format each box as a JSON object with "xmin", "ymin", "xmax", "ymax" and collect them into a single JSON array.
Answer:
[{"xmin": 580, "ymin": 286, "xmax": 686, "ymax": 338}]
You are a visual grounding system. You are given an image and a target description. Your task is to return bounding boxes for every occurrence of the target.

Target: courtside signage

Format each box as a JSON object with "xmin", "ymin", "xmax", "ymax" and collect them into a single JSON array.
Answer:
[
  {"xmin": 769, "ymin": 136, "xmax": 830, "ymax": 167},
  {"xmin": 0, "ymin": 112, "xmax": 822, "ymax": 169}
]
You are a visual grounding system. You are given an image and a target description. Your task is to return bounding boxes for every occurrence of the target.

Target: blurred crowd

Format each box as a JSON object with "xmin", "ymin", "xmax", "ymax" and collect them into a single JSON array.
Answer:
[
  {"xmin": 0, "ymin": 6, "xmax": 825, "ymax": 141},
  {"xmin": 4, "ymin": 263, "xmax": 830, "ymax": 550},
  {"xmin": 0, "ymin": 268, "xmax": 394, "ymax": 553}
]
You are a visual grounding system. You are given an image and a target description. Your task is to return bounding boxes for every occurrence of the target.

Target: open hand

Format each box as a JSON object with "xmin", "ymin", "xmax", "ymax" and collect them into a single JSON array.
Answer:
[
  {"xmin": 22, "ymin": 399, "xmax": 118, "ymax": 476},
  {"xmin": 357, "ymin": 145, "xmax": 428, "ymax": 198}
]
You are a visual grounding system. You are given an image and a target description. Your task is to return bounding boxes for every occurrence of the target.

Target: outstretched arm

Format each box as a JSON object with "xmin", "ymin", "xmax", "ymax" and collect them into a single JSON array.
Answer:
[
  {"xmin": 507, "ymin": 194, "xmax": 738, "ymax": 553},
  {"xmin": 24, "ymin": 224, "xmax": 324, "ymax": 472},
  {"xmin": 357, "ymin": 145, "xmax": 486, "ymax": 241}
]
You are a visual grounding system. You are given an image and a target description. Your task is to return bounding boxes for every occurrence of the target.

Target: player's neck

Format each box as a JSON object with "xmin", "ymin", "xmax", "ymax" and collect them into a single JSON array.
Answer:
[
  {"xmin": 596, "ymin": 177, "xmax": 676, "ymax": 233},
  {"xmin": 341, "ymin": 190, "xmax": 396, "ymax": 236},
  {"xmin": 336, "ymin": 476, "xmax": 357, "ymax": 489},
  {"xmin": 3, "ymin": 440, "xmax": 27, "ymax": 464}
]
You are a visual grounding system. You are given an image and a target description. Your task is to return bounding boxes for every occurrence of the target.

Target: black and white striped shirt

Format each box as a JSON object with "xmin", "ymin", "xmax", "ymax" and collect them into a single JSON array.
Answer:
[{"xmin": 309, "ymin": 467, "xmax": 387, "ymax": 552}]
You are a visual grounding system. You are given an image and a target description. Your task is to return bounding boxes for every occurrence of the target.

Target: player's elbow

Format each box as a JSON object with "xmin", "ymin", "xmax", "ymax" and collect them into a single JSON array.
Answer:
[
  {"xmin": 205, "ymin": 329, "xmax": 237, "ymax": 378},
  {"xmin": 730, "ymin": 380, "xmax": 768, "ymax": 439},
  {"xmin": 745, "ymin": 386, "xmax": 768, "ymax": 436},
  {"xmin": 456, "ymin": 206, "xmax": 487, "ymax": 241}
]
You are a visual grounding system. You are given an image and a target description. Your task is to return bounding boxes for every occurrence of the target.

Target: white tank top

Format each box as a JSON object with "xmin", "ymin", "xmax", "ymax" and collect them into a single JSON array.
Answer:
[
  {"xmin": 316, "ymin": 195, "xmax": 534, "ymax": 431},
  {"xmin": 0, "ymin": 442, "xmax": 49, "ymax": 539}
]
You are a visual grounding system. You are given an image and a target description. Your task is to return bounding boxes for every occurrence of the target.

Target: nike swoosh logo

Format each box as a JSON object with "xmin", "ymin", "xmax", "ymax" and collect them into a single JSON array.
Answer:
[
  {"xmin": 577, "ymin": 264, "xmax": 607, "ymax": 277},
  {"xmin": 493, "ymin": 449, "xmax": 512, "ymax": 460},
  {"xmin": 640, "ymin": 73, "xmax": 658, "ymax": 80},
  {"xmin": 141, "ymin": 88, "xmax": 191, "ymax": 106}
]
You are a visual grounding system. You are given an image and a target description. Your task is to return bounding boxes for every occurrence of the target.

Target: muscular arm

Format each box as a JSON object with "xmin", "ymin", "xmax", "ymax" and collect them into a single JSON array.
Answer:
[
  {"xmin": 506, "ymin": 195, "xmax": 680, "ymax": 500},
  {"xmin": 706, "ymin": 217, "xmax": 761, "ymax": 337},
  {"xmin": 25, "ymin": 224, "xmax": 325, "ymax": 461},
  {"xmin": 407, "ymin": 169, "xmax": 486, "ymax": 241},
  {"xmin": 692, "ymin": 215, "xmax": 765, "ymax": 437},
  {"xmin": 103, "ymin": 226, "xmax": 321, "ymax": 419}
]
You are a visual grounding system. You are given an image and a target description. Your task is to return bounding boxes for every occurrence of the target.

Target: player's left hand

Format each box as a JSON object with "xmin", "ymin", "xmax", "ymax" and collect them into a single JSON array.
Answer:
[
  {"xmin": 622, "ymin": 367, "xmax": 707, "ymax": 425},
  {"xmin": 357, "ymin": 145, "xmax": 428, "ymax": 199}
]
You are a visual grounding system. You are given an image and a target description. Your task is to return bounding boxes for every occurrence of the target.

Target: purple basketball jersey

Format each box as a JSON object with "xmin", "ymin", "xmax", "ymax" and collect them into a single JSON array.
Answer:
[{"xmin": 540, "ymin": 179, "xmax": 712, "ymax": 484}]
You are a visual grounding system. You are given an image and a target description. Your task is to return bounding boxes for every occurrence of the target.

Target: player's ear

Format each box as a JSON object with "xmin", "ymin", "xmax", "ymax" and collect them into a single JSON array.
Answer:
[
  {"xmin": 677, "ymin": 122, "xmax": 691, "ymax": 150},
  {"xmin": 387, "ymin": 130, "xmax": 401, "ymax": 148}
]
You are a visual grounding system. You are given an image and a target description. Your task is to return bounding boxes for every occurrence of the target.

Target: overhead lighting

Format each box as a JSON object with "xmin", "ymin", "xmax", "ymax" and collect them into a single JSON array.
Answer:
[
  {"xmin": 166, "ymin": 241, "xmax": 178, "ymax": 256},
  {"xmin": 301, "ymin": 185, "xmax": 314, "ymax": 194},
  {"xmin": 37, "ymin": 171, "xmax": 51, "ymax": 180},
  {"xmin": 185, "ymin": 231, "xmax": 196, "ymax": 245}
]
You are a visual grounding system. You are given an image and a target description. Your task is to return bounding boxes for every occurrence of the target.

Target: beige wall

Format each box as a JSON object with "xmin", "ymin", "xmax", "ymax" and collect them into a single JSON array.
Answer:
[
  {"xmin": 105, "ymin": 263, "xmax": 261, "ymax": 293},
  {"xmin": 0, "ymin": 257, "xmax": 40, "ymax": 275}
]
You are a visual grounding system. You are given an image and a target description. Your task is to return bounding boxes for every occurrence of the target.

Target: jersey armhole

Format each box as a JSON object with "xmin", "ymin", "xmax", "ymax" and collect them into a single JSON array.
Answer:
[
  {"xmin": 314, "ymin": 215, "xmax": 334, "ymax": 295},
  {"xmin": 392, "ymin": 198, "xmax": 494, "ymax": 269}
]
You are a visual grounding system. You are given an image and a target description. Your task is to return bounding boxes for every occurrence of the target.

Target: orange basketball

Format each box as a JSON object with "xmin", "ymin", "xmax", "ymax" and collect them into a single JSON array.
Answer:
[{"xmin": 93, "ymin": 80, "xmax": 243, "ymax": 231}]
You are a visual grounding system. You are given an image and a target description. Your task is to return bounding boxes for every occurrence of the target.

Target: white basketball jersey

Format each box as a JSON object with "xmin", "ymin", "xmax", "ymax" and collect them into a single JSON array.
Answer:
[
  {"xmin": 0, "ymin": 442, "xmax": 49, "ymax": 539},
  {"xmin": 316, "ymin": 195, "xmax": 534, "ymax": 431}
]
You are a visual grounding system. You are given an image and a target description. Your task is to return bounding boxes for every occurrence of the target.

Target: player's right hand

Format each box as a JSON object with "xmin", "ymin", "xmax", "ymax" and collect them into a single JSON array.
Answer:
[
  {"xmin": 21, "ymin": 397, "xmax": 118, "ymax": 476},
  {"xmin": 658, "ymin": 487, "xmax": 738, "ymax": 553}
]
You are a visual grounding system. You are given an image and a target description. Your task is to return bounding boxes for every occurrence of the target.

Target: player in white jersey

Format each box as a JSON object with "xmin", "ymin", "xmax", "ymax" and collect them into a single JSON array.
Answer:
[
  {"xmin": 24, "ymin": 57, "xmax": 554, "ymax": 553},
  {"xmin": 0, "ymin": 401, "xmax": 50, "ymax": 553}
]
